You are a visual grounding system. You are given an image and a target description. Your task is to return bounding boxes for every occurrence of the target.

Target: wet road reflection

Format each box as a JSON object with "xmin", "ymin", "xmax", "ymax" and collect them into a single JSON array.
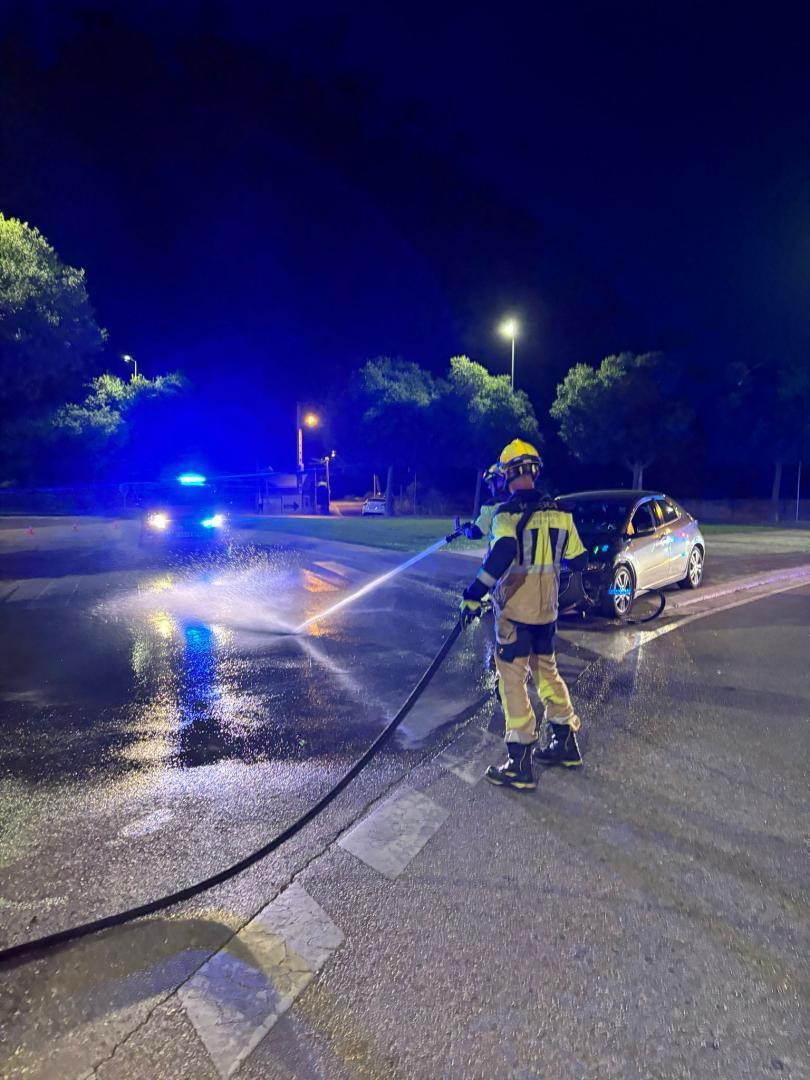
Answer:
[{"xmin": 0, "ymin": 539, "xmax": 470, "ymax": 792}]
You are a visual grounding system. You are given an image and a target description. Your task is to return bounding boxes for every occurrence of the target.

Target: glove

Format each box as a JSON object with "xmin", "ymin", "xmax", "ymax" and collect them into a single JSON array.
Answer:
[
  {"xmin": 459, "ymin": 596, "xmax": 483, "ymax": 627},
  {"xmin": 460, "ymin": 521, "xmax": 481, "ymax": 540}
]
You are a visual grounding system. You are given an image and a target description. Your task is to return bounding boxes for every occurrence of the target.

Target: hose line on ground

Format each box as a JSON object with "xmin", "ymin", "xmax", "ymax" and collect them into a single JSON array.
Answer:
[
  {"xmin": 0, "ymin": 621, "xmax": 463, "ymax": 967},
  {"xmin": 620, "ymin": 589, "xmax": 666, "ymax": 624}
]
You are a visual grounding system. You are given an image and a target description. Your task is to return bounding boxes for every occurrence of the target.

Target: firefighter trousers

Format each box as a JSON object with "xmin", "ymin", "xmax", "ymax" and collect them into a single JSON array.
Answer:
[{"xmin": 494, "ymin": 618, "xmax": 580, "ymax": 745}]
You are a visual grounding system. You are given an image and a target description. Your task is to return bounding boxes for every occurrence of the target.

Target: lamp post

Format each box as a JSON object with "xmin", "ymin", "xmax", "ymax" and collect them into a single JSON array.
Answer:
[
  {"xmin": 498, "ymin": 319, "xmax": 518, "ymax": 390},
  {"xmin": 121, "ymin": 353, "xmax": 138, "ymax": 380},
  {"xmin": 296, "ymin": 405, "xmax": 320, "ymax": 470},
  {"xmin": 295, "ymin": 405, "xmax": 321, "ymax": 511}
]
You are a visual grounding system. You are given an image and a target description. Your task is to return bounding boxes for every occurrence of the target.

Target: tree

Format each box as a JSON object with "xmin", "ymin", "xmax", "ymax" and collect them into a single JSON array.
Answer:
[
  {"xmin": 726, "ymin": 356, "xmax": 810, "ymax": 519},
  {"xmin": 550, "ymin": 351, "xmax": 693, "ymax": 488},
  {"xmin": 48, "ymin": 372, "xmax": 185, "ymax": 481},
  {"xmin": 0, "ymin": 214, "xmax": 106, "ymax": 412},
  {"xmin": 335, "ymin": 357, "xmax": 442, "ymax": 511},
  {"xmin": 0, "ymin": 213, "xmax": 106, "ymax": 477},
  {"xmin": 332, "ymin": 355, "xmax": 543, "ymax": 512},
  {"xmin": 442, "ymin": 356, "xmax": 541, "ymax": 512}
]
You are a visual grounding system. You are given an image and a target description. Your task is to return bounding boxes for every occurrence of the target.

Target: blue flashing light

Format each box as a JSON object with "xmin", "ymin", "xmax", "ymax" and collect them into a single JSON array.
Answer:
[
  {"xmin": 201, "ymin": 514, "xmax": 224, "ymax": 528},
  {"xmin": 178, "ymin": 472, "xmax": 206, "ymax": 486}
]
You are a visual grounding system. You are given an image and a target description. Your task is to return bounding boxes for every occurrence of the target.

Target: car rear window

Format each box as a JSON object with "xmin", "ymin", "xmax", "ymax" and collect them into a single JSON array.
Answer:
[{"xmin": 564, "ymin": 500, "xmax": 632, "ymax": 532}]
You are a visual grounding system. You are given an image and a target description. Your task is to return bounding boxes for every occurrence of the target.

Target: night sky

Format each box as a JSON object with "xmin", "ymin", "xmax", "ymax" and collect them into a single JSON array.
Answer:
[{"xmin": 1, "ymin": 1, "xmax": 807, "ymax": 473}]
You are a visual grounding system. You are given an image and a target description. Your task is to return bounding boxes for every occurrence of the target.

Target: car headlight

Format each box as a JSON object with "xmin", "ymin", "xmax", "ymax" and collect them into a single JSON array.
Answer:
[
  {"xmin": 147, "ymin": 512, "xmax": 169, "ymax": 530},
  {"xmin": 201, "ymin": 514, "xmax": 225, "ymax": 528}
]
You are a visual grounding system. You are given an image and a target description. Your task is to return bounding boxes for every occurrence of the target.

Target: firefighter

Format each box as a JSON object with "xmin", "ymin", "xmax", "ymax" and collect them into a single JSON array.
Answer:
[
  {"xmin": 458, "ymin": 463, "xmax": 507, "ymax": 542},
  {"xmin": 459, "ymin": 439, "xmax": 589, "ymax": 790}
]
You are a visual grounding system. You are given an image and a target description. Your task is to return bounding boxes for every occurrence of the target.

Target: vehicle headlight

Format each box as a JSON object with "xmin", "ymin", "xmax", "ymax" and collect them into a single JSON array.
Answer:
[
  {"xmin": 201, "ymin": 514, "xmax": 225, "ymax": 528},
  {"xmin": 147, "ymin": 512, "xmax": 169, "ymax": 530}
]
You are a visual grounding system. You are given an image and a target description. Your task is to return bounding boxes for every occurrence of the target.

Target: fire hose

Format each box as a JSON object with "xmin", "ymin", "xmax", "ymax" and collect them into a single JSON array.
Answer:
[
  {"xmin": 1, "ymin": 528, "xmax": 665, "ymax": 965},
  {"xmin": 560, "ymin": 570, "xmax": 666, "ymax": 625},
  {"xmin": 0, "ymin": 621, "xmax": 463, "ymax": 966}
]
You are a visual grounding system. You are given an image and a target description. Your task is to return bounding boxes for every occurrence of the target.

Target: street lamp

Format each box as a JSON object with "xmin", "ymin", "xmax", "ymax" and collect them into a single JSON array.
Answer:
[
  {"xmin": 296, "ymin": 405, "xmax": 320, "ymax": 470},
  {"xmin": 121, "ymin": 353, "xmax": 138, "ymax": 380},
  {"xmin": 498, "ymin": 318, "xmax": 518, "ymax": 390}
]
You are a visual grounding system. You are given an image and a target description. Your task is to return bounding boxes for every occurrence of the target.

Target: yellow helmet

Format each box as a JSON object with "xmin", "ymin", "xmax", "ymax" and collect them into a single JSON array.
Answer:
[{"xmin": 498, "ymin": 439, "xmax": 543, "ymax": 483}]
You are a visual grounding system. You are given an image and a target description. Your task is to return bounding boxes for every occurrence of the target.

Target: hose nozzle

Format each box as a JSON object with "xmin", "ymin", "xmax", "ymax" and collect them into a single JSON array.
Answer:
[{"xmin": 445, "ymin": 516, "xmax": 463, "ymax": 544}]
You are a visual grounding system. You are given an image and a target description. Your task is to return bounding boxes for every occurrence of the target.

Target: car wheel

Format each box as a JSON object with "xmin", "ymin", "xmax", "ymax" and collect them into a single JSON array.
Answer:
[
  {"xmin": 678, "ymin": 545, "xmax": 704, "ymax": 589},
  {"xmin": 600, "ymin": 564, "xmax": 635, "ymax": 618}
]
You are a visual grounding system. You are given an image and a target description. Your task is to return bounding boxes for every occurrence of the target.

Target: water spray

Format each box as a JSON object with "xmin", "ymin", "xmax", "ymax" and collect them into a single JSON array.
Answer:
[{"xmin": 295, "ymin": 535, "xmax": 451, "ymax": 633}]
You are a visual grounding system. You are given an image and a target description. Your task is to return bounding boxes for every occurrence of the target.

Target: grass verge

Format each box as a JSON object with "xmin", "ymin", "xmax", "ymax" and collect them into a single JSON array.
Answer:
[
  {"xmin": 245, "ymin": 515, "xmax": 810, "ymax": 557},
  {"xmin": 243, "ymin": 515, "xmax": 484, "ymax": 553}
]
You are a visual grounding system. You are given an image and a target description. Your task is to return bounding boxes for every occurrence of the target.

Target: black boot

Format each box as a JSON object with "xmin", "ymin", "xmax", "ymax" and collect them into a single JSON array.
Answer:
[
  {"xmin": 533, "ymin": 723, "xmax": 582, "ymax": 768},
  {"xmin": 485, "ymin": 742, "xmax": 536, "ymax": 790}
]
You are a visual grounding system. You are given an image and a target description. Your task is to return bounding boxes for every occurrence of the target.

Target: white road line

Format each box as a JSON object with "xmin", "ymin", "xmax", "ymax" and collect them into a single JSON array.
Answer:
[
  {"xmin": 666, "ymin": 566, "xmax": 810, "ymax": 613},
  {"xmin": 33, "ymin": 579, "xmax": 55, "ymax": 600},
  {"xmin": 338, "ymin": 786, "xmax": 449, "ymax": 879},
  {"xmin": 117, "ymin": 808, "xmax": 175, "ymax": 839},
  {"xmin": 623, "ymin": 576, "xmax": 810, "ymax": 658},
  {"xmin": 435, "ymin": 728, "xmax": 502, "ymax": 785},
  {"xmin": 179, "ymin": 883, "xmax": 343, "ymax": 1079}
]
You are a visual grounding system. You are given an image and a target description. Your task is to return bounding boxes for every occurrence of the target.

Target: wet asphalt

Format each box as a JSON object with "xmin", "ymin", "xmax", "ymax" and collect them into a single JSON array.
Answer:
[
  {"xmin": 0, "ymin": 523, "xmax": 494, "ymax": 939},
  {"xmin": 1, "ymin": 521, "xmax": 808, "ymax": 1078}
]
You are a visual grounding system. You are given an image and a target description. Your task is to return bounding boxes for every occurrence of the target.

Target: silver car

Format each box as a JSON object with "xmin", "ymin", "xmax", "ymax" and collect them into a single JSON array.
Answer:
[
  {"xmin": 362, "ymin": 496, "xmax": 387, "ymax": 516},
  {"xmin": 558, "ymin": 490, "xmax": 706, "ymax": 617}
]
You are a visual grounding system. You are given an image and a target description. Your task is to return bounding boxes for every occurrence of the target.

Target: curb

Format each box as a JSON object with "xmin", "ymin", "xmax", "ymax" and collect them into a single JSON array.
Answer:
[{"xmin": 664, "ymin": 564, "xmax": 810, "ymax": 613}]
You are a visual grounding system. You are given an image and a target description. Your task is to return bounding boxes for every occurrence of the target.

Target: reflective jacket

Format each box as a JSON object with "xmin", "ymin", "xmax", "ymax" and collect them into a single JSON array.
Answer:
[{"xmin": 464, "ymin": 489, "xmax": 588, "ymax": 625}]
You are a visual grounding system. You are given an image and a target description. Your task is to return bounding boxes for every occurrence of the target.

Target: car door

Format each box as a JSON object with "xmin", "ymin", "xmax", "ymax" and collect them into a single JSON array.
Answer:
[
  {"xmin": 627, "ymin": 501, "xmax": 670, "ymax": 589},
  {"xmin": 653, "ymin": 496, "xmax": 688, "ymax": 583}
]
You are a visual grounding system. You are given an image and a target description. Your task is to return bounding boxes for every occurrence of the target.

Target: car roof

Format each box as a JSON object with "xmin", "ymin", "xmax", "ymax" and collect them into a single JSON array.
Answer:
[{"xmin": 557, "ymin": 489, "xmax": 666, "ymax": 502}]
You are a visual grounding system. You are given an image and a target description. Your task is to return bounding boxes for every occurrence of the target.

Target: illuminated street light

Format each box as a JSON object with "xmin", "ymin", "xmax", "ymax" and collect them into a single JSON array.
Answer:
[
  {"xmin": 296, "ymin": 405, "xmax": 322, "ymax": 472},
  {"xmin": 498, "ymin": 319, "xmax": 518, "ymax": 390},
  {"xmin": 121, "ymin": 353, "xmax": 138, "ymax": 380}
]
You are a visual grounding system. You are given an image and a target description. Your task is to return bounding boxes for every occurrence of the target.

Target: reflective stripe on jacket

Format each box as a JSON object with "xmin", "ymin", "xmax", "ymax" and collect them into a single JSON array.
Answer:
[{"xmin": 482, "ymin": 493, "xmax": 586, "ymax": 624}]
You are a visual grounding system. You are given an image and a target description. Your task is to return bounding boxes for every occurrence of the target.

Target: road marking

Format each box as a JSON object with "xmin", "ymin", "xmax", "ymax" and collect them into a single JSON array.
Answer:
[
  {"xmin": 435, "ymin": 728, "xmax": 502, "ymax": 785},
  {"xmin": 311, "ymin": 560, "xmax": 351, "ymax": 581},
  {"xmin": 623, "ymin": 575, "xmax": 810, "ymax": 657},
  {"xmin": 118, "ymin": 808, "xmax": 175, "ymax": 838},
  {"xmin": 666, "ymin": 566, "xmax": 810, "ymax": 613},
  {"xmin": 0, "ymin": 894, "xmax": 66, "ymax": 912},
  {"xmin": 179, "ymin": 883, "xmax": 343, "ymax": 1079},
  {"xmin": 338, "ymin": 786, "xmax": 449, "ymax": 879},
  {"xmin": 559, "ymin": 571, "xmax": 810, "ymax": 662}
]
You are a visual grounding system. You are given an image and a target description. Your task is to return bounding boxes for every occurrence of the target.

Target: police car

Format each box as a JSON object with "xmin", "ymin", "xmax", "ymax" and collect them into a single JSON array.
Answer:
[{"xmin": 139, "ymin": 474, "xmax": 230, "ymax": 545}]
